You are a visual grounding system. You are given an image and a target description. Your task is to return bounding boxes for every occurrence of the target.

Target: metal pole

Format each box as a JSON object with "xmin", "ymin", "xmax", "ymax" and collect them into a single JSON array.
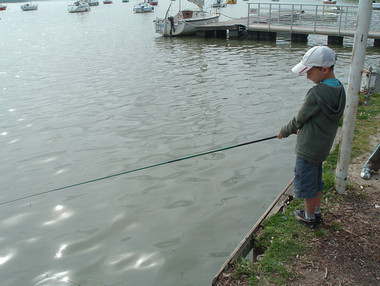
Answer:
[
  {"xmin": 247, "ymin": 3, "xmax": 250, "ymax": 27},
  {"xmin": 335, "ymin": 0, "xmax": 372, "ymax": 194},
  {"xmin": 268, "ymin": 3, "xmax": 272, "ymax": 30}
]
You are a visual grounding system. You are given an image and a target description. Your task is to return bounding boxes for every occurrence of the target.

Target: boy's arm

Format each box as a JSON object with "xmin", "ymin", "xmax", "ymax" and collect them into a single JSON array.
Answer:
[{"xmin": 279, "ymin": 90, "xmax": 320, "ymax": 138}]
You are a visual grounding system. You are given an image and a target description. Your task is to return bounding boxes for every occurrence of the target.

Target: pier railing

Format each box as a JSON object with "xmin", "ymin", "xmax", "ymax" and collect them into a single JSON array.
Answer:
[{"xmin": 246, "ymin": 2, "xmax": 380, "ymax": 36}]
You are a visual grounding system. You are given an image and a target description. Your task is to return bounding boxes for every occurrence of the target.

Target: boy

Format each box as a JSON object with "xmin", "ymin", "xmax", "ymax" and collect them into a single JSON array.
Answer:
[{"xmin": 278, "ymin": 46, "xmax": 346, "ymax": 227}]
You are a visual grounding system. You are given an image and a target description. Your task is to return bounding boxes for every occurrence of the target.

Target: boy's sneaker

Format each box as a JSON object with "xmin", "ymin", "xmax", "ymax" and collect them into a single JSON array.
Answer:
[
  {"xmin": 315, "ymin": 213, "xmax": 323, "ymax": 225},
  {"xmin": 293, "ymin": 210, "xmax": 316, "ymax": 228},
  {"xmin": 360, "ymin": 165, "xmax": 372, "ymax": 180}
]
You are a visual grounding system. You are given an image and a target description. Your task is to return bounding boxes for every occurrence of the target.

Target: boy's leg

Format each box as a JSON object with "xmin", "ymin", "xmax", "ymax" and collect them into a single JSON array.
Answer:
[
  {"xmin": 293, "ymin": 157, "xmax": 322, "ymax": 227},
  {"xmin": 304, "ymin": 191, "xmax": 322, "ymax": 222},
  {"xmin": 305, "ymin": 196, "xmax": 319, "ymax": 216}
]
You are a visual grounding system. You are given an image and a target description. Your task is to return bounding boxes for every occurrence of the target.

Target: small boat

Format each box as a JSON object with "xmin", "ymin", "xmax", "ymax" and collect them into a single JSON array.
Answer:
[
  {"xmin": 226, "ymin": 0, "xmax": 236, "ymax": 4},
  {"xmin": 122, "ymin": 0, "xmax": 129, "ymax": 2},
  {"xmin": 68, "ymin": 1, "xmax": 91, "ymax": 12},
  {"xmin": 154, "ymin": 0, "xmax": 219, "ymax": 36},
  {"xmin": 324, "ymin": 5, "xmax": 342, "ymax": 13},
  {"xmin": 298, "ymin": 10, "xmax": 338, "ymax": 21},
  {"xmin": 211, "ymin": 1, "xmax": 226, "ymax": 8},
  {"xmin": 147, "ymin": 0, "xmax": 158, "ymax": 5},
  {"xmin": 0, "ymin": 3, "xmax": 7, "ymax": 10},
  {"xmin": 323, "ymin": 0, "xmax": 337, "ymax": 4},
  {"xmin": 373, "ymin": 2, "xmax": 380, "ymax": 10},
  {"xmin": 133, "ymin": 2, "xmax": 154, "ymax": 12},
  {"xmin": 21, "ymin": 2, "xmax": 38, "ymax": 11},
  {"xmin": 103, "ymin": 0, "xmax": 112, "ymax": 3},
  {"xmin": 211, "ymin": 0, "xmax": 226, "ymax": 8},
  {"xmin": 86, "ymin": 0, "xmax": 99, "ymax": 6}
]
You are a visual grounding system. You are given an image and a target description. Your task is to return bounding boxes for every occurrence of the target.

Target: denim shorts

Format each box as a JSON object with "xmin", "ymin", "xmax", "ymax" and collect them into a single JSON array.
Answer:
[{"xmin": 294, "ymin": 156, "xmax": 324, "ymax": 199}]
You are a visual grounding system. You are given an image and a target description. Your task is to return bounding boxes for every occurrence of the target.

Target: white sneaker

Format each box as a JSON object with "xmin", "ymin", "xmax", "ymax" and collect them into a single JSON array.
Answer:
[{"xmin": 360, "ymin": 165, "xmax": 372, "ymax": 180}]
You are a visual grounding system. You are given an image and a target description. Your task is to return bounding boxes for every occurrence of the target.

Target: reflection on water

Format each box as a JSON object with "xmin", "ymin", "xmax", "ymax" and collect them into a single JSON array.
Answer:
[{"xmin": 0, "ymin": 0, "xmax": 379, "ymax": 285}]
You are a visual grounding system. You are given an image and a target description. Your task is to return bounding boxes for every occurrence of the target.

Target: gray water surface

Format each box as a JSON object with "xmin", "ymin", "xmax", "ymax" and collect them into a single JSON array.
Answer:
[{"xmin": 0, "ymin": 1, "xmax": 379, "ymax": 285}]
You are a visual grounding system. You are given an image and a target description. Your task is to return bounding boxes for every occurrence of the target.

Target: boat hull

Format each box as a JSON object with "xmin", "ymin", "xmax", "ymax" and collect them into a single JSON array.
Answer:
[
  {"xmin": 68, "ymin": 6, "xmax": 91, "ymax": 12},
  {"xmin": 155, "ymin": 13, "xmax": 219, "ymax": 36}
]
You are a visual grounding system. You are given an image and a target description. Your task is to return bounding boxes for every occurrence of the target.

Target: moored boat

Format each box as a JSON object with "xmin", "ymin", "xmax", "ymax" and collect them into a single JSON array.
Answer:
[
  {"xmin": 147, "ymin": 0, "xmax": 158, "ymax": 5},
  {"xmin": 154, "ymin": 0, "xmax": 219, "ymax": 36},
  {"xmin": 0, "ymin": 3, "xmax": 7, "ymax": 10},
  {"xmin": 133, "ymin": 2, "xmax": 154, "ymax": 12},
  {"xmin": 211, "ymin": 0, "xmax": 226, "ymax": 8},
  {"xmin": 103, "ymin": 0, "xmax": 113, "ymax": 3},
  {"xmin": 21, "ymin": 2, "xmax": 38, "ymax": 11},
  {"xmin": 86, "ymin": 0, "xmax": 99, "ymax": 6},
  {"xmin": 68, "ymin": 1, "xmax": 91, "ymax": 13}
]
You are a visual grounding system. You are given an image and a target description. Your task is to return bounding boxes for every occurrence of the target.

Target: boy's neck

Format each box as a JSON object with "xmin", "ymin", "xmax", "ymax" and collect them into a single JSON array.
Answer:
[{"xmin": 322, "ymin": 71, "xmax": 335, "ymax": 81}]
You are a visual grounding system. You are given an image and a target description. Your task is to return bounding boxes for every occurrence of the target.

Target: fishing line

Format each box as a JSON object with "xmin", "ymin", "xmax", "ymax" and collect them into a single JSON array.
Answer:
[{"xmin": 0, "ymin": 135, "xmax": 277, "ymax": 206}]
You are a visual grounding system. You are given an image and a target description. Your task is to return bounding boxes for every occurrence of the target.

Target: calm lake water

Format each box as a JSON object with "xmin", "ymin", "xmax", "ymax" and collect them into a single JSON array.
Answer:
[{"xmin": 0, "ymin": 0, "xmax": 379, "ymax": 285}]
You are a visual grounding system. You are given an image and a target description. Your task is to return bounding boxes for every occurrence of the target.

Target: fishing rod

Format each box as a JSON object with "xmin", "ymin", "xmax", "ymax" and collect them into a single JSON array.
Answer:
[{"xmin": 0, "ymin": 135, "xmax": 277, "ymax": 206}]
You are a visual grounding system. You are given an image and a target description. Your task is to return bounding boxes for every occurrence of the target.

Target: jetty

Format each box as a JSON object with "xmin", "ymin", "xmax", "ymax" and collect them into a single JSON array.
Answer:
[{"xmin": 195, "ymin": 3, "xmax": 380, "ymax": 46}]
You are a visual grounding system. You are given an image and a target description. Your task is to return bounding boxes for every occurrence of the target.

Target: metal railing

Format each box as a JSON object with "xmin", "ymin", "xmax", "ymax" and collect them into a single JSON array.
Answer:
[{"xmin": 246, "ymin": 2, "xmax": 380, "ymax": 36}]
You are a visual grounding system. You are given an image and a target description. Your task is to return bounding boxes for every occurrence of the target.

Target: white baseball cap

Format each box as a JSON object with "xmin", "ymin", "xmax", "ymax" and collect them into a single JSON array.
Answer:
[{"xmin": 292, "ymin": 46, "xmax": 336, "ymax": 75}]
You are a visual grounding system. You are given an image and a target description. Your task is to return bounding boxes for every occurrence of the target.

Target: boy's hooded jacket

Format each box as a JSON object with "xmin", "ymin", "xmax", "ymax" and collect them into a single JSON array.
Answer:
[{"xmin": 280, "ymin": 82, "xmax": 346, "ymax": 163}]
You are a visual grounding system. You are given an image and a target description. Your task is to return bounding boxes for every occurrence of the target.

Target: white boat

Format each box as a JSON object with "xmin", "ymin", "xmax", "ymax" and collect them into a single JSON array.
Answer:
[
  {"xmin": 21, "ymin": 2, "xmax": 38, "ymax": 11},
  {"xmin": 324, "ymin": 5, "xmax": 342, "ymax": 13},
  {"xmin": 0, "ymin": 3, "xmax": 7, "ymax": 10},
  {"xmin": 211, "ymin": 0, "xmax": 226, "ymax": 8},
  {"xmin": 133, "ymin": 2, "xmax": 154, "ymax": 12},
  {"xmin": 86, "ymin": 0, "xmax": 99, "ymax": 6},
  {"xmin": 298, "ymin": 10, "xmax": 338, "ymax": 21},
  {"xmin": 154, "ymin": 0, "xmax": 220, "ymax": 36},
  {"xmin": 68, "ymin": 1, "xmax": 91, "ymax": 12},
  {"xmin": 373, "ymin": 3, "xmax": 380, "ymax": 10}
]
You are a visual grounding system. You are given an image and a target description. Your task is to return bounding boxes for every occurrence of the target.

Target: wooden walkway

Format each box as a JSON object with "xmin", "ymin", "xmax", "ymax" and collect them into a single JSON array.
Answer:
[
  {"xmin": 246, "ymin": 23, "xmax": 380, "ymax": 38},
  {"xmin": 195, "ymin": 17, "xmax": 380, "ymax": 46}
]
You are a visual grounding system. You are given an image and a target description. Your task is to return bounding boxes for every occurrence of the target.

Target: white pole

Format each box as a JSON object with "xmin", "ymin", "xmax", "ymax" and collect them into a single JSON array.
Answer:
[{"xmin": 335, "ymin": 0, "xmax": 372, "ymax": 194}]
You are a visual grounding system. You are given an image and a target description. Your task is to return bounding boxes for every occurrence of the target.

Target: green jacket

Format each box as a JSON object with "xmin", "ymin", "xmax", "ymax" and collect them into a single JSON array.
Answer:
[{"xmin": 280, "ymin": 82, "xmax": 346, "ymax": 163}]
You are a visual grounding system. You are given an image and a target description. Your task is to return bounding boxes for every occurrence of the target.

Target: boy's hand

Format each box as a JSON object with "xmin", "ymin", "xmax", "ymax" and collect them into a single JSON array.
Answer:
[{"xmin": 277, "ymin": 132, "xmax": 283, "ymax": 139}]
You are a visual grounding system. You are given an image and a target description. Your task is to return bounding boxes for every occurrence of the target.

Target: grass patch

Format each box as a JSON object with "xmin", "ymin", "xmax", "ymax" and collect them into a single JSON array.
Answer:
[{"xmin": 230, "ymin": 93, "xmax": 379, "ymax": 285}]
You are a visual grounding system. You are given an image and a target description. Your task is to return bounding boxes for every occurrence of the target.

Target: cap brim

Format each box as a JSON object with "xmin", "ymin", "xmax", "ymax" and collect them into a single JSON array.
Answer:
[{"xmin": 292, "ymin": 62, "xmax": 312, "ymax": 75}]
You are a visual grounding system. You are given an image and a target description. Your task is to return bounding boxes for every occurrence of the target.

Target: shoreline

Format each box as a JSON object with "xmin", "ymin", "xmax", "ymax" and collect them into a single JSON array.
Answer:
[{"xmin": 215, "ymin": 93, "xmax": 379, "ymax": 285}]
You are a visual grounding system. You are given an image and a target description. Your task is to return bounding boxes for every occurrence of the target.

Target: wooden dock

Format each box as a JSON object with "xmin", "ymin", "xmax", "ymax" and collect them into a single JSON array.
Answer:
[{"xmin": 196, "ymin": 17, "xmax": 380, "ymax": 46}]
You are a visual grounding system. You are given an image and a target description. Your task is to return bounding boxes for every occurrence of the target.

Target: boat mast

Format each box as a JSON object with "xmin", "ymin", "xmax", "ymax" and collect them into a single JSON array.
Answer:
[{"xmin": 164, "ymin": 1, "xmax": 172, "ymax": 18}]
